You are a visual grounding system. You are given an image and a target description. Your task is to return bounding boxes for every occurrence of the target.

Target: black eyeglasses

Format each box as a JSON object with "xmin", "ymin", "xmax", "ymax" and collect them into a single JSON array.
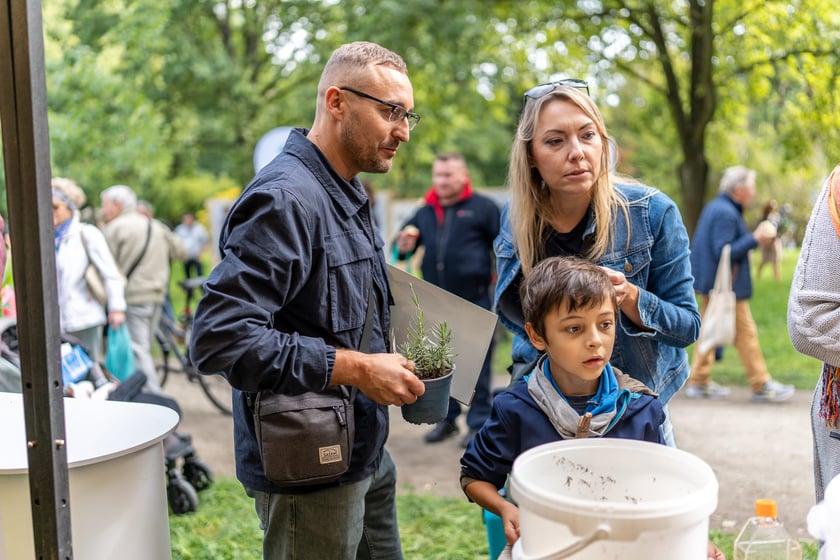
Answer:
[
  {"xmin": 522, "ymin": 79, "xmax": 590, "ymax": 108},
  {"xmin": 339, "ymin": 87, "xmax": 421, "ymax": 130}
]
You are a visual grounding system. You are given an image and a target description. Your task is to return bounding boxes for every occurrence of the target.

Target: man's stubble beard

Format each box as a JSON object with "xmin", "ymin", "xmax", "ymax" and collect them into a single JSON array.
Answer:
[{"xmin": 341, "ymin": 115, "xmax": 393, "ymax": 175}]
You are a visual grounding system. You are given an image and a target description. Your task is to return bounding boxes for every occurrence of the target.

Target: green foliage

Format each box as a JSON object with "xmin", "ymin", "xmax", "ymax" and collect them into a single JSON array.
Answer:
[
  {"xmin": 168, "ymin": 479, "xmax": 488, "ymax": 559},
  {"xmin": 152, "ymin": 173, "xmax": 238, "ymax": 226},
  {"xmin": 710, "ymin": 529, "xmax": 818, "ymax": 560},
  {"xmin": 5, "ymin": 0, "xmax": 837, "ymax": 230},
  {"xmin": 396, "ymin": 493, "xmax": 488, "ymax": 559},
  {"xmin": 398, "ymin": 285, "xmax": 454, "ymax": 380}
]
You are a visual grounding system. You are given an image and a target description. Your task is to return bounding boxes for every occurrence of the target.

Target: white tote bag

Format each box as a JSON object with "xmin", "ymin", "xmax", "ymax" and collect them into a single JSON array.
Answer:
[{"xmin": 695, "ymin": 244, "xmax": 736, "ymax": 355}]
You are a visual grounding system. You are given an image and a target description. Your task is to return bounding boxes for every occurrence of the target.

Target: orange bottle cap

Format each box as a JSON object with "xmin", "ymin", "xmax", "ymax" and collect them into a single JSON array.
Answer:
[{"xmin": 755, "ymin": 498, "xmax": 777, "ymax": 518}]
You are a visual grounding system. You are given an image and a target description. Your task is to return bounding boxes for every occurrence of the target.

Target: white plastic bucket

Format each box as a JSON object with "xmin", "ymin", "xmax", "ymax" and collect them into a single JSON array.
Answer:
[{"xmin": 509, "ymin": 439, "xmax": 718, "ymax": 560}]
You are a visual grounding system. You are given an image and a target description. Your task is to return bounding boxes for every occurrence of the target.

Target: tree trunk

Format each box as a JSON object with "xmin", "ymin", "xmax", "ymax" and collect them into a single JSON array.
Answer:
[{"xmin": 678, "ymin": 149, "xmax": 709, "ymax": 238}]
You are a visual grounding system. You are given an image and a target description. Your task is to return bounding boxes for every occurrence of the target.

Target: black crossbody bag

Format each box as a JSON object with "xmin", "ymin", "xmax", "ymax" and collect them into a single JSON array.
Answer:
[{"xmin": 252, "ymin": 287, "xmax": 375, "ymax": 487}]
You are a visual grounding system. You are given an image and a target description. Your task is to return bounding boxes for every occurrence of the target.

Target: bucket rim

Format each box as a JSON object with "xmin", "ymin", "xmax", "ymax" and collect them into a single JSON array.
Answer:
[{"xmin": 510, "ymin": 439, "xmax": 718, "ymax": 520}]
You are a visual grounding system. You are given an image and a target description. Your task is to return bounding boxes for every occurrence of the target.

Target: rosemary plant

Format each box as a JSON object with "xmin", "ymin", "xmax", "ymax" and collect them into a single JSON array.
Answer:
[{"xmin": 399, "ymin": 285, "xmax": 455, "ymax": 380}]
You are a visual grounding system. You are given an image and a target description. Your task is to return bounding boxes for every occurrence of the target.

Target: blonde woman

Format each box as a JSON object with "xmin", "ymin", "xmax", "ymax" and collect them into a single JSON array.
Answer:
[
  {"xmin": 494, "ymin": 80, "xmax": 700, "ymax": 446},
  {"xmin": 52, "ymin": 178, "xmax": 126, "ymax": 362}
]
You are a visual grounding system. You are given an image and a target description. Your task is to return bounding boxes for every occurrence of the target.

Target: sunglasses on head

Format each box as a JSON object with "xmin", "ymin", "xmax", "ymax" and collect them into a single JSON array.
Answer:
[{"xmin": 522, "ymin": 79, "xmax": 590, "ymax": 108}]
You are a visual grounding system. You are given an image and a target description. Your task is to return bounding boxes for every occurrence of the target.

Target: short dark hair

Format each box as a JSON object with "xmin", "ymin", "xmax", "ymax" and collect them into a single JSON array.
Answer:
[
  {"xmin": 435, "ymin": 152, "xmax": 465, "ymax": 165},
  {"xmin": 520, "ymin": 256, "xmax": 617, "ymax": 337}
]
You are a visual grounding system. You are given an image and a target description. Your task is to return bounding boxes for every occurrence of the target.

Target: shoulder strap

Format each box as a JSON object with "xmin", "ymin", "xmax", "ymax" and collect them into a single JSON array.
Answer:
[
  {"xmin": 125, "ymin": 219, "xmax": 152, "ymax": 280},
  {"xmin": 359, "ymin": 285, "xmax": 375, "ymax": 353},
  {"xmin": 348, "ymin": 285, "xmax": 376, "ymax": 402},
  {"xmin": 79, "ymin": 225, "xmax": 99, "ymax": 270},
  {"xmin": 79, "ymin": 226, "xmax": 92, "ymax": 261},
  {"xmin": 713, "ymin": 244, "xmax": 732, "ymax": 292}
]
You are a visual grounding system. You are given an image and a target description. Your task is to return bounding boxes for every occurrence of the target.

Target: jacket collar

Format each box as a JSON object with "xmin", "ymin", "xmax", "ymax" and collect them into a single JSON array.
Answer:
[
  {"xmin": 282, "ymin": 128, "xmax": 369, "ymax": 221},
  {"xmin": 721, "ymin": 192, "xmax": 744, "ymax": 214}
]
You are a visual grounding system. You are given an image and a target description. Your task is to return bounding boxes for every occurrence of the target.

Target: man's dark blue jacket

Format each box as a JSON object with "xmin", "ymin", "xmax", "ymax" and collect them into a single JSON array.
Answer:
[
  {"xmin": 397, "ymin": 185, "xmax": 500, "ymax": 307},
  {"xmin": 190, "ymin": 128, "xmax": 390, "ymax": 494},
  {"xmin": 690, "ymin": 192, "xmax": 758, "ymax": 300}
]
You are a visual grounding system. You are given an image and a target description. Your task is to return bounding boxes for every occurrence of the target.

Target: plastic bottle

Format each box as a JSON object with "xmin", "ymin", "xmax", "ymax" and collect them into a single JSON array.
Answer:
[{"xmin": 734, "ymin": 498, "xmax": 802, "ymax": 560}]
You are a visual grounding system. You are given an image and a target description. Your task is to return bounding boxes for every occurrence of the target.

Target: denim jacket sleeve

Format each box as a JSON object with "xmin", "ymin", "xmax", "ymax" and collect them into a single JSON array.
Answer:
[
  {"xmin": 598, "ymin": 187, "xmax": 699, "ymax": 402},
  {"xmin": 606, "ymin": 187, "xmax": 700, "ymax": 349}
]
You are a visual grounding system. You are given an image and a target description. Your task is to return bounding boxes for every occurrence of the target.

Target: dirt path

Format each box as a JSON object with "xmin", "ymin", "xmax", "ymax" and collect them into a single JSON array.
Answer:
[{"xmin": 169, "ymin": 372, "xmax": 816, "ymax": 538}]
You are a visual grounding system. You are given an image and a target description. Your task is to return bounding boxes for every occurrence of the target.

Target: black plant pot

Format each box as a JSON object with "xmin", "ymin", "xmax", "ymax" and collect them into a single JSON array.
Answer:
[{"xmin": 401, "ymin": 368, "xmax": 454, "ymax": 425}]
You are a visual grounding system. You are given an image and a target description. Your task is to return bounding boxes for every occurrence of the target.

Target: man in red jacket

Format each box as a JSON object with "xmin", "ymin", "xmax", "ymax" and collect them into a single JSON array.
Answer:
[{"xmin": 395, "ymin": 152, "xmax": 500, "ymax": 447}]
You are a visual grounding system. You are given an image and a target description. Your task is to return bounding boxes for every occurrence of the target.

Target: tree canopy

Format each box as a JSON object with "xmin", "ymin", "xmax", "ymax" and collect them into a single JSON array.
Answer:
[{"xmin": 2, "ymin": 0, "xmax": 838, "ymax": 231}]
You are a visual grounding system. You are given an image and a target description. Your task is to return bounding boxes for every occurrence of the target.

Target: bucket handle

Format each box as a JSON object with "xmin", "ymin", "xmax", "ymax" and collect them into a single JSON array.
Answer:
[{"xmin": 527, "ymin": 523, "xmax": 611, "ymax": 560}]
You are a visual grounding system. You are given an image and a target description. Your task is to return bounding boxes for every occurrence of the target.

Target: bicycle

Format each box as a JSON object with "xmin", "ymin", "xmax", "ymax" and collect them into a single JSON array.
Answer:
[{"xmin": 155, "ymin": 276, "xmax": 232, "ymax": 415}]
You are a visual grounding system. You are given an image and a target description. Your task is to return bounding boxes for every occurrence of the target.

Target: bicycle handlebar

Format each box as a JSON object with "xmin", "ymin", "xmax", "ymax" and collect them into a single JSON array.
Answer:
[{"xmin": 179, "ymin": 276, "xmax": 207, "ymax": 291}]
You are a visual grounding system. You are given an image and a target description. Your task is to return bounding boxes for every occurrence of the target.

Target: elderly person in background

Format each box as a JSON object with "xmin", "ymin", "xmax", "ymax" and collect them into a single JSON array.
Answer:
[
  {"xmin": 101, "ymin": 184, "xmax": 186, "ymax": 393},
  {"xmin": 52, "ymin": 177, "xmax": 126, "ymax": 362},
  {"xmin": 687, "ymin": 166, "xmax": 795, "ymax": 402}
]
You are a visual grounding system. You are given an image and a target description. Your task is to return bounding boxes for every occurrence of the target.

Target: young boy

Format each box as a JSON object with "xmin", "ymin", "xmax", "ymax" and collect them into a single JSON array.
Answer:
[
  {"xmin": 460, "ymin": 256, "xmax": 666, "ymax": 544},
  {"xmin": 460, "ymin": 256, "xmax": 726, "ymax": 560}
]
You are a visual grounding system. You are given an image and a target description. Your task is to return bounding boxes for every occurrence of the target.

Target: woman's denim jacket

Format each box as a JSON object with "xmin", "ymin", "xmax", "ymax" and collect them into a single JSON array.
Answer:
[{"xmin": 494, "ymin": 183, "xmax": 700, "ymax": 404}]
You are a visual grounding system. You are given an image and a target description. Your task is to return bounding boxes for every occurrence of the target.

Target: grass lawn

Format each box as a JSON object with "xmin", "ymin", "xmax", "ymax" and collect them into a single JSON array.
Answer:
[
  {"xmin": 171, "ymin": 247, "xmax": 821, "ymax": 558},
  {"xmin": 171, "ymin": 480, "xmax": 819, "ymax": 559}
]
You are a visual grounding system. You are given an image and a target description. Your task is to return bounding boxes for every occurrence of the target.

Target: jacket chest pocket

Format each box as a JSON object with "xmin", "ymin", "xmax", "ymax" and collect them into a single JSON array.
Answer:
[
  {"xmin": 600, "ymin": 247, "xmax": 651, "ymax": 285},
  {"xmin": 325, "ymin": 231, "xmax": 375, "ymax": 334}
]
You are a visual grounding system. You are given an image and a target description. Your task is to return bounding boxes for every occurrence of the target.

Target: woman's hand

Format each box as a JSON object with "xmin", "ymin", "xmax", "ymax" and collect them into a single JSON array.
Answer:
[
  {"xmin": 108, "ymin": 310, "xmax": 126, "ymax": 329},
  {"xmin": 598, "ymin": 266, "xmax": 645, "ymax": 328}
]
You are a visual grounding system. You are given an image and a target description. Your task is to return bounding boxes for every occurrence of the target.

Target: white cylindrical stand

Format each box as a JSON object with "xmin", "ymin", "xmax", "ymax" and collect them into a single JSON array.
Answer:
[{"xmin": 0, "ymin": 392, "xmax": 179, "ymax": 560}]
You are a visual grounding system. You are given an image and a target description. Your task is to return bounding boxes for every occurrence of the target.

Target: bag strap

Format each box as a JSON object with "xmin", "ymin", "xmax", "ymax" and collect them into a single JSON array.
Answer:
[
  {"xmin": 79, "ymin": 226, "xmax": 95, "ymax": 269},
  {"xmin": 712, "ymin": 244, "xmax": 732, "ymax": 292},
  {"xmin": 125, "ymin": 218, "xmax": 152, "ymax": 280},
  {"xmin": 345, "ymin": 285, "xmax": 376, "ymax": 401},
  {"xmin": 360, "ymin": 285, "xmax": 376, "ymax": 353}
]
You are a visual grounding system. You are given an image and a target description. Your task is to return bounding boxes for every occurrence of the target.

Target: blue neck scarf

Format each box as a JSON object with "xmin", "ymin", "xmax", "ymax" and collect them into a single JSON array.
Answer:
[
  {"xmin": 54, "ymin": 219, "xmax": 72, "ymax": 252},
  {"xmin": 542, "ymin": 358, "xmax": 620, "ymax": 415}
]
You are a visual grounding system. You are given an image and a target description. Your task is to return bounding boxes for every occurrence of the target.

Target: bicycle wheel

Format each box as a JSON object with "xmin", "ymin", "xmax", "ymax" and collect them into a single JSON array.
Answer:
[
  {"xmin": 155, "ymin": 330, "xmax": 173, "ymax": 388},
  {"xmin": 198, "ymin": 372, "xmax": 233, "ymax": 415}
]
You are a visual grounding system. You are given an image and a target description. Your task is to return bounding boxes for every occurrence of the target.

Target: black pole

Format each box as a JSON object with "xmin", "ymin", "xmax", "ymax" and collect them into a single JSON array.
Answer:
[{"xmin": 0, "ymin": 0, "xmax": 73, "ymax": 558}]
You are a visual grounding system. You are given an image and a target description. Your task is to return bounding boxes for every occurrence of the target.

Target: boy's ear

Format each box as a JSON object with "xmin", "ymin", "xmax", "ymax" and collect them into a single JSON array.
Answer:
[{"xmin": 524, "ymin": 322, "xmax": 547, "ymax": 351}]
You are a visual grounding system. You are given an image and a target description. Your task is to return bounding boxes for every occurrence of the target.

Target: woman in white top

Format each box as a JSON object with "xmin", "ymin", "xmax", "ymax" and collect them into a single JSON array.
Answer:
[{"xmin": 52, "ymin": 177, "xmax": 126, "ymax": 362}]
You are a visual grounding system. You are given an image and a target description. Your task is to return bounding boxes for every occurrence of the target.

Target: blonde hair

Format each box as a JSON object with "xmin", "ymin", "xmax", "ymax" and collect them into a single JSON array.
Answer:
[
  {"xmin": 508, "ymin": 86, "xmax": 629, "ymax": 274},
  {"xmin": 51, "ymin": 177, "xmax": 87, "ymax": 210}
]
